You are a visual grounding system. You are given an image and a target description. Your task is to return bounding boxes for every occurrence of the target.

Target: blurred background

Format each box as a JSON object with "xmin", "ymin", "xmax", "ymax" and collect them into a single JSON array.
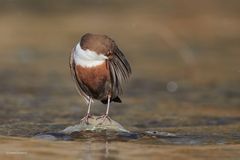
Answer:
[{"xmin": 0, "ymin": 0, "xmax": 239, "ymax": 137}]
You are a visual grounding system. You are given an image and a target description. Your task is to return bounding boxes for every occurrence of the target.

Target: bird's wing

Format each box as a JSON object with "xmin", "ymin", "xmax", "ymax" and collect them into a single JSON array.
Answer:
[
  {"xmin": 69, "ymin": 47, "xmax": 91, "ymax": 103},
  {"xmin": 108, "ymin": 45, "xmax": 131, "ymax": 98}
]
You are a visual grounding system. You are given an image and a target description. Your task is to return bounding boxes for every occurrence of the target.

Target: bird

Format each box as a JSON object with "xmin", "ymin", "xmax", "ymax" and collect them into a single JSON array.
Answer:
[{"xmin": 69, "ymin": 33, "xmax": 131, "ymax": 124}]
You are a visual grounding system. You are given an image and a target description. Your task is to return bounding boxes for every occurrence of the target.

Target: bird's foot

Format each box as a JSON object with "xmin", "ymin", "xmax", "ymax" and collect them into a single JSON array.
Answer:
[
  {"xmin": 80, "ymin": 113, "xmax": 93, "ymax": 125},
  {"xmin": 96, "ymin": 114, "xmax": 112, "ymax": 125}
]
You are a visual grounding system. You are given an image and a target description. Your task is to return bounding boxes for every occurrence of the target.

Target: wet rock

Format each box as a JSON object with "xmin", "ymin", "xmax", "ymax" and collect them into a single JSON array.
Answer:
[
  {"xmin": 32, "ymin": 117, "xmax": 139, "ymax": 141},
  {"xmin": 60, "ymin": 116, "xmax": 129, "ymax": 134},
  {"xmin": 144, "ymin": 131, "xmax": 177, "ymax": 138},
  {"xmin": 33, "ymin": 132, "xmax": 72, "ymax": 141}
]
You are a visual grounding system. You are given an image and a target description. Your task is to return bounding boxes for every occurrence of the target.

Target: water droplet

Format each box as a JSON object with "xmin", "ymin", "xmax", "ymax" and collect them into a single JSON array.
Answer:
[{"xmin": 166, "ymin": 81, "xmax": 178, "ymax": 92}]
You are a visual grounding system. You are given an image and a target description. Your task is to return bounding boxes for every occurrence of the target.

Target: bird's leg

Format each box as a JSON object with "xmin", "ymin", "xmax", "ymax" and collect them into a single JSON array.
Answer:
[
  {"xmin": 97, "ymin": 95, "xmax": 112, "ymax": 123},
  {"xmin": 80, "ymin": 98, "xmax": 93, "ymax": 124}
]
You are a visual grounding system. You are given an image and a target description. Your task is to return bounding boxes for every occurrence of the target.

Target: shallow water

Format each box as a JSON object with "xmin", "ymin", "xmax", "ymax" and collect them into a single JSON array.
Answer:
[
  {"xmin": 0, "ymin": 0, "xmax": 240, "ymax": 159},
  {"xmin": 1, "ymin": 136, "xmax": 240, "ymax": 160}
]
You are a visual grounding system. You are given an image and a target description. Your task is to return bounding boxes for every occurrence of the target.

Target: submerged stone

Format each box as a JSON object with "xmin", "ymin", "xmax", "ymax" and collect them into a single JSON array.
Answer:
[
  {"xmin": 33, "ymin": 132, "xmax": 72, "ymax": 141},
  {"xmin": 144, "ymin": 131, "xmax": 177, "ymax": 138},
  {"xmin": 60, "ymin": 116, "xmax": 129, "ymax": 134}
]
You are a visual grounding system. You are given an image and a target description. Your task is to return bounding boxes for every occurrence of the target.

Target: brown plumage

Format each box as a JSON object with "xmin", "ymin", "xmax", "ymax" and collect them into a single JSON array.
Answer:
[{"xmin": 69, "ymin": 33, "xmax": 131, "ymax": 123}]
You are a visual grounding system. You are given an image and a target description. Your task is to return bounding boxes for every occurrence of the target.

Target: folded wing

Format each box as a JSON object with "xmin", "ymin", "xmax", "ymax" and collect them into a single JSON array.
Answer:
[{"xmin": 108, "ymin": 45, "xmax": 131, "ymax": 98}]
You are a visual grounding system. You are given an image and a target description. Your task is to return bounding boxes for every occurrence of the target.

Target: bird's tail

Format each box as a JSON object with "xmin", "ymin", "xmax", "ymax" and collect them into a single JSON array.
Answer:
[{"xmin": 101, "ymin": 96, "xmax": 122, "ymax": 104}]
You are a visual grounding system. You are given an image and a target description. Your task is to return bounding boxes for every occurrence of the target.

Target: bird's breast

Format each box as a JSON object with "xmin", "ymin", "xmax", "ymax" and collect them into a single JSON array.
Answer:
[
  {"xmin": 75, "ymin": 62, "xmax": 111, "ymax": 99},
  {"xmin": 73, "ymin": 43, "xmax": 108, "ymax": 68}
]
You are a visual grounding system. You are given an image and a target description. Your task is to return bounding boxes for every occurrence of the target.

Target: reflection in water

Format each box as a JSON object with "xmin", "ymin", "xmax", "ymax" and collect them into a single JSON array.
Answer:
[
  {"xmin": 105, "ymin": 141, "xmax": 109, "ymax": 159},
  {"xmin": 82, "ymin": 141, "xmax": 92, "ymax": 160},
  {"xmin": 80, "ymin": 141, "xmax": 111, "ymax": 160}
]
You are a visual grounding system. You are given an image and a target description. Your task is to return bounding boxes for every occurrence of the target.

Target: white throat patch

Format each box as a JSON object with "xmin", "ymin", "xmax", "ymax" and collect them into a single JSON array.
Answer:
[{"xmin": 73, "ymin": 43, "xmax": 108, "ymax": 68}]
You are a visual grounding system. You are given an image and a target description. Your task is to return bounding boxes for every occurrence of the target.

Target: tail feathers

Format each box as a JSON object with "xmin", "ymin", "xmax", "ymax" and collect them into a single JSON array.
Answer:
[
  {"xmin": 112, "ymin": 96, "xmax": 122, "ymax": 103},
  {"xmin": 101, "ymin": 96, "xmax": 122, "ymax": 104}
]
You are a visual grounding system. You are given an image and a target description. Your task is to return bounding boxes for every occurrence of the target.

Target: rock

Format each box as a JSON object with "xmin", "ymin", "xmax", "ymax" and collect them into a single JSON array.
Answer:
[
  {"xmin": 60, "ymin": 116, "xmax": 129, "ymax": 134},
  {"xmin": 33, "ymin": 132, "xmax": 72, "ymax": 141},
  {"xmin": 144, "ymin": 131, "xmax": 177, "ymax": 138}
]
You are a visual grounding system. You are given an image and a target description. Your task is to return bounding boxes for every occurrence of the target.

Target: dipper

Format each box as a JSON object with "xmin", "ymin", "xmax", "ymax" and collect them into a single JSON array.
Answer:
[{"xmin": 70, "ymin": 33, "xmax": 131, "ymax": 123}]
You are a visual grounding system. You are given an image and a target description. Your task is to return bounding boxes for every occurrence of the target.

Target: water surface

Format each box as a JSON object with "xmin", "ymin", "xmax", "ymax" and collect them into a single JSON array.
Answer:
[{"xmin": 0, "ymin": 0, "xmax": 240, "ymax": 159}]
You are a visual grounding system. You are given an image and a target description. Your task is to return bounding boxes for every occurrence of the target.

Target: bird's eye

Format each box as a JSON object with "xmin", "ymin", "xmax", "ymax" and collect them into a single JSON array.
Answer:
[{"xmin": 107, "ymin": 52, "xmax": 113, "ymax": 59}]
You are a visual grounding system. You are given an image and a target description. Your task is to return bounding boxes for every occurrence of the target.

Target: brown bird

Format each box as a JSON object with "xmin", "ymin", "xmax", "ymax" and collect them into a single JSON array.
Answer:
[{"xmin": 69, "ymin": 33, "xmax": 131, "ymax": 123}]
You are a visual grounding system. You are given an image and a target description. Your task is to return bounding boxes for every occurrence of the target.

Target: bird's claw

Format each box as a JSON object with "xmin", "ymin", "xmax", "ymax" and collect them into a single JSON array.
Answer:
[
  {"xmin": 80, "ymin": 113, "xmax": 93, "ymax": 125},
  {"xmin": 96, "ymin": 114, "xmax": 112, "ymax": 125}
]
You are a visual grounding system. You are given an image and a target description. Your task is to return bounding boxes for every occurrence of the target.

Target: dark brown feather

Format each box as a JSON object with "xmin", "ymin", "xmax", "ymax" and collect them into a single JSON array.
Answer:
[{"xmin": 108, "ymin": 44, "xmax": 131, "ymax": 98}]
